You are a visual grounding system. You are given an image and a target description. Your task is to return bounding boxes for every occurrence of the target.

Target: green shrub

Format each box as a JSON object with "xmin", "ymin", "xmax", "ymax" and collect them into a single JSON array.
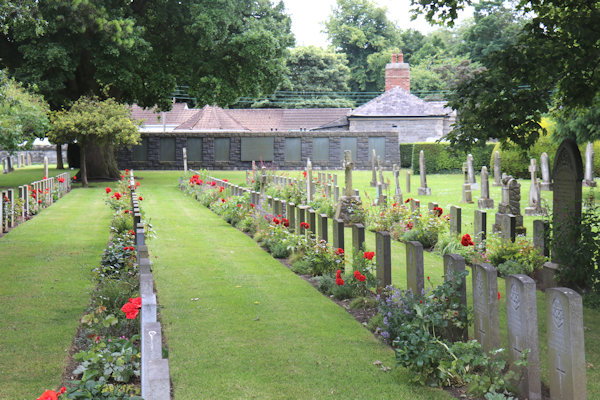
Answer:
[
  {"xmin": 411, "ymin": 142, "xmax": 495, "ymax": 174},
  {"xmin": 496, "ymin": 260, "xmax": 529, "ymax": 277},
  {"xmin": 399, "ymin": 144, "xmax": 413, "ymax": 168},
  {"xmin": 349, "ymin": 296, "xmax": 377, "ymax": 309}
]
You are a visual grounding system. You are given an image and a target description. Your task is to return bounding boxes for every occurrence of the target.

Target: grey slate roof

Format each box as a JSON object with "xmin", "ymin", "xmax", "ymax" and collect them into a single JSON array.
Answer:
[{"xmin": 349, "ymin": 86, "xmax": 452, "ymax": 117}]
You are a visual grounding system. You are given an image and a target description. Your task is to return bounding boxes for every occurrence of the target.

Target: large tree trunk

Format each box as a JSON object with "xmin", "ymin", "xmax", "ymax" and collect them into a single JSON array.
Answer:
[
  {"xmin": 80, "ymin": 144, "xmax": 88, "ymax": 188},
  {"xmin": 56, "ymin": 144, "xmax": 64, "ymax": 169},
  {"xmin": 85, "ymin": 139, "xmax": 120, "ymax": 181}
]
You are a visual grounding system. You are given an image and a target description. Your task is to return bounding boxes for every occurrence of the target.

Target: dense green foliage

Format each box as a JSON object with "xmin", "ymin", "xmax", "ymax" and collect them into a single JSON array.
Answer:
[
  {"xmin": 0, "ymin": 0, "xmax": 294, "ymax": 110},
  {"xmin": 0, "ymin": 70, "xmax": 49, "ymax": 154},
  {"xmin": 410, "ymin": 142, "xmax": 496, "ymax": 174}
]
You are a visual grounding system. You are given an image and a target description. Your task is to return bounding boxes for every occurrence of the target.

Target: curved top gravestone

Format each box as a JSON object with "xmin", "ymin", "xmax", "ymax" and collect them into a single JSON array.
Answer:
[{"xmin": 551, "ymin": 139, "xmax": 583, "ymax": 265}]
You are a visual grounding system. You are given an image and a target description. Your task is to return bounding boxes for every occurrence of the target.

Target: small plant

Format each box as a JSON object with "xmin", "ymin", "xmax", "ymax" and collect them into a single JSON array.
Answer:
[{"xmin": 72, "ymin": 335, "xmax": 141, "ymax": 383}]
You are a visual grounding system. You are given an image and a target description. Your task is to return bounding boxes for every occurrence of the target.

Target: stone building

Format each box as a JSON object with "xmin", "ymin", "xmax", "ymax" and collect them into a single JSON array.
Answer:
[{"xmin": 119, "ymin": 51, "xmax": 453, "ymax": 170}]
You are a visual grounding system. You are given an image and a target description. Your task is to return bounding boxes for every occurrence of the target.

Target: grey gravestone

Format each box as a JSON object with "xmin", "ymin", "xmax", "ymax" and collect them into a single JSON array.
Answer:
[
  {"xmin": 332, "ymin": 218, "xmax": 345, "ymax": 252},
  {"xmin": 297, "ymin": 206, "xmax": 308, "ymax": 234},
  {"xmin": 546, "ymin": 287, "xmax": 587, "ymax": 400},
  {"xmin": 2, "ymin": 158, "xmax": 7, "ymax": 174},
  {"xmin": 499, "ymin": 213, "xmax": 516, "ymax": 242},
  {"xmin": 474, "ymin": 209, "xmax": 487, "ymax": 245},
  {"xmin": 352, "ymin": 223, "xmax": 366, "ymax": 254},
  {"xmin": 406, "ymin": 241, "xmax": 424, "ymax": 296},
  {"xmin": 478, "ymin": 166, "xmax": 494, "ymax": 209},
  {"xmin": 378, "ymin": 156, "xmax": 387, "ymax": 190},
  {"xmin": 450, "ymin": 206, "xmax": 462, "ymax": 236},
  {"xmin": 182, "ymin": 147, "xmax": 188, "ymax": 174},
  {"xmin": 287, "ymin": 202, "xmax": 296, "ymax": 233},
  {"xmin": 18, "ymin": 186, "xmax": 25, "ymax": 219},
  {"xmin": 506, "ymin": 274, "xmax": 541, "ymax": 400},
  {"xmin": 443, "ymin": 254, "xmax": 468, "ymax": 341},
  {"xmin": 493, "ymin": 151, "xmax": 502, "ymax": 186},
  {"xmin": 392, "ymin": 164, "xmax": 403, "ymax": 203},
  {"xmin": 7, "ymin": 156, "xmax": 13, "ymax": 172},
  {"xmin": 0, "ymin": 191, "xmax": 4, "ymax": 231},
  {"xmin": 406, "ymin": 171, "xmax": 411, "ymax": 193},
  {"xmin": 43, "ymin": 156, "xmax": 48, "ymax": 178},
  {"xmin": 467, "ymin": 154, "xmax": 479, "ymax": 190},
  {"xmin": 427, "ymin": 202, "xmax": 438, "ymax": 214},
  {"xmin": 540, "ymin": 152, "xmax": 553, "ymax": 190},
  {"xmin": 27, "ymin": 153, "xmax": 32, "ymax": 166},
  {"xmin": 542, "ymin": 261, "xmax": 559, "ymax": 290},
  {"xmin": 417, "ymin": 150, "xmax": 431, "ymax": 195},
  {"xmin": 308, "ymin": 209, "xmax": 316, "ymax": 236},
  {"xmin": 136, "ymin": 223, "xmax": 146, "ymax": 248},
  {"xmin": 533, "ymin": 220, "xmax": 550, "ymax": 257},
  {"xmin": 409, "ymin": 198, "xmax": 420, "ymax": 212},
  {"xmin": 16, "ymin": 153, "xmax": 21, "ymax": 168},
  {"xmin": 552, "ymin": 139, "xmax": 583, "ymax": 265},
  {"xmin": 472, "ymin": 263, "xmax": 500, "ymax": 352},
  {"xmin": 462, "ymin": 163, "xmax": 473, "ymax": 204},
  {"xmin": 370, "ymin": 149, "xmax": 377, "ymax": 187},
  {"xmin": 375, "ymin": 231, "xmax": 391, "ymax": 289},
  {"xmin": 7, "ymin": 189, "xmax": 14, "ymax": 227},
  {"xmin": 583, "ymin": 142, "xmax": 596, "ymax": 187},
  {"xmin": 140, "ymin": 272, "xmax": 154, "ymax": 295},
  {"xmin": 525, "ymin": 159, "xmax": 546, "ymax": 216},
  {"xmin": 318, "ymin": 213, "xmax": 328, "ymax": 242},
  {"xmin": 495, "ymin": 175, "xmax": 525, "ymax": 235}
]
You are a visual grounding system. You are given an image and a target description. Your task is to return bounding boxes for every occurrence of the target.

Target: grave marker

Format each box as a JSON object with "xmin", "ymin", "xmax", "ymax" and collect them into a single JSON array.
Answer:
[
  {"xmin": 583, "ymin": 142, "xmax": 596, "ymax": 187},
  {"xmin": 450, "ymin": 206, "xmax": 461, "ymax": 236},
  {"xmin": 334, "ymin": 150, "xmax": 362, "ymax": 224},
  {"xmin": 467, "ymin": 154, "xmax": 479, "ymax": 189},
  {"xmin": 308, "ymin": 209, "xmax": 316, "ymax": 236},
  {"xmin": 546, "ymin": 287, "xmax": 586, "ymax": 400},
  {"xmin": 493, "ymin": 151, "xmax": 502, "ymax": 186},
  {"xmin": 370, "ymin": 149, "xmax": 377, "ymax": 187},
  {"xmin": 525, "ymin": 159, "xmax": 545, "ymax": 216},
  {"xmin": 318, "ymin": 213, "xmax": 328, "ymax": 242},
  {"xmin": 406, "ymin": 171, "xmax": 411, "ymax": 193},
  {"xmin": 332, "ymin": 218, "xmax": 345, "ymax": 252},
  {"xmin": 478, "ymin": 166, "xmax": 494, "ymax": 209},
  {"xmin": 444, "ymin": 254, "xmax": 468, "ymax": 340},
  {"xmin": 540, "ymin": 152, "xmax": 553, "ymax": 190},
  {"xmin": 393, "ymin": 164, "xmax": 403, "ymax": 203},
  {"xmin": 506, "ymin": 274, "xmax": 541, "ymax": 400},
  {"xmin": 462, "ymin": 163, "xmax": 473, "ymax": 203},
  {"xmin": 472, "ymin": 263, "xmax": 500, "ymax": 352},
  {"xmin": 352, "ymin": 223, "xmax": 365, "ymax": 254},
  {"xmin": 474, "ymin": 209, "xmax": 487, "ymax": 244},
  {"xmin": 533, "ymin": 220, "xmax": 550, "ymax": 257},
  {"xmin": 287, "ymin": 202, "xmax": 296, "ymax": 233},
  {"xmin": 43, "ymin": 156, "xmax": 48, "ymax": 178},
  {"xmin": 406, "ymin": 241, "xmax": 424, "ymax": 296},
  {"xmin": 306, "ymin": 158, "xmax": 313, "ymax": 202},
  {"xmin": 417, "ymin": 150, "xmax": 431, "ymax": 195},
  {"xmin": 182, "ymin": 147, "xmax": 188, "ymax": 174},
  {"xmin": 376, "ymin": 231, "xmax": 391, "ymax": 289}
]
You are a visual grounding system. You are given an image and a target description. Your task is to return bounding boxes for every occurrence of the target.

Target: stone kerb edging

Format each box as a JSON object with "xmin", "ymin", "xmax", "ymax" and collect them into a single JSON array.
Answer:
[
  {"xmin": 129, "ymin": 170, "xmax": 171, "ymax": 400},
  {"xmin": 1, "ymin": 171, "xmax": 71, "ymax": 235}
]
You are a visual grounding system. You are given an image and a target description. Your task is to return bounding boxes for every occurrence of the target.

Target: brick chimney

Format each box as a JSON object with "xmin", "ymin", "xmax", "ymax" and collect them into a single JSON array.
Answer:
[{"xmin": 385, "ymin": 50, "xmax": 410, "ymax": 92}]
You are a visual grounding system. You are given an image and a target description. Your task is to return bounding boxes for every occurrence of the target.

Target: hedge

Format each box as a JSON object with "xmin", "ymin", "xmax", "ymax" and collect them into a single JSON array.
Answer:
[{"xmin": 409, "ymin": 142, "xmax": 496, "ymax": 174}]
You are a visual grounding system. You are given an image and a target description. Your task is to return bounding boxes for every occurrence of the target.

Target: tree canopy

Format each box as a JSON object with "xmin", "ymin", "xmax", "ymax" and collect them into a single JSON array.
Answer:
[
  {"xmin": 411, "ymin": 0, "xmax": 600, "ymax": 149},
  {"xmin": 0, "ymin": 70, "xmax": 49, "ymax": 154},
  {"xmin": 48, "ymin": 97, "xmax": 139, "ymax": 186},
  {"xmin": 0, "ymin": 0, "xmax": 294, "ymax": 111}
]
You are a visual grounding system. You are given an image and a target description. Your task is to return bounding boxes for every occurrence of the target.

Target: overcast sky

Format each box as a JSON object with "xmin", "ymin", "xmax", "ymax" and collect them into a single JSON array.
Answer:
[{"xmin": 281, "ymin": 0, "xmax": 472, "ymax": 48}]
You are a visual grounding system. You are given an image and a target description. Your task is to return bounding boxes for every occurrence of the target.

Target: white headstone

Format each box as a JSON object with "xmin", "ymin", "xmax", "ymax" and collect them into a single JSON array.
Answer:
[
  {"xmin": 306, "ymin": 158, "xmax": 313, "ymax": 202},
  {"xmin": 525, "ymin": 159, "xmax": 545, "ymax": 216},
  {"xmin": 583, "ymin": 142, "xmax": 596, "ymax": 187},
  {"xmin": 540, "ymin": 152, "xmax": 553, "ymax": 190},
  {"xmin": 43, "ymin": 156, "xmax": 48, "ymax": 178},
  {"xmin": 182, "ymin": 147, "xmax": 188, "ymax": 174},
  {"xmin": 478, "ymin": 166, "xmax": 494, "ymax": 209},
  {"xmin": 493, "ymin": 151, "xmax": 502, "ymax": 186},
  {"xmin": 417, "ymin": 150, "xmax": 431, "ymax": 195}
]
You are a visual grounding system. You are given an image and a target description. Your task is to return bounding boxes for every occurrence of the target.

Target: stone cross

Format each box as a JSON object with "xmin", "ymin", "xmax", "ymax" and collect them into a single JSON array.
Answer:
[
  {"xmin": 540, "ymin": 152, "xmax": 552, "ymax": 190},
  {"xmin": 525, "ymin": 159, "xmax": 545, "ymax": 216},
  {"xmin": 467, "ymin": 153, "xmax": 479, "ymax": 189},
  {"xmin": 583, "ymin": 142, "xmax": 596, "ymax": 187},
  {"xmin": 546, "ymin": 287, "xmax": 587, "ymax": 400},
  {"xmin": 306, "ymin": 158, "xmax": 313, "ymax": 202},
  {"xmin": 43, "ymin": 156, "xmax": 48, "ymax": 178},
  {"xmin": 417, "ymin": 150, "xmax": 431, "ymax": 195},
  {"xmin": 478, "ymin": 166, "xmax": 494, "ymax": 209},
  {"xmin": 392, "ymin": 164, "xmax": 402, "ymax": 203},
  {"xmin": 182, "ymin": 147, "xmax": 188, "ymax": 174},
  {"xmin": 506, "ymin": 274, "xmax": 541, "ymax": 400},
  {"xmin": 370, "ymin": 149, "xmax": 377, "ymax": 187},
  {"xmin": 343, "ymin": 150, "xmax": 354, "ymax": 197},
  {"xmin": 493, "ymin": 151, "xmax": 502, "ymax": 186},
  {"xmin": 551, "ymin": 139, "xmax": 583, "ymax": 265}
]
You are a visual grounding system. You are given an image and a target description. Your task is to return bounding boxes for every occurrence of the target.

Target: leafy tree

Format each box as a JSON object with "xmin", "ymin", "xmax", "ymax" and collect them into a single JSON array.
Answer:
[
  {"xmin": 411, "ymin": 0, "xmax": 600, "ymax": 149},
  {"xmin": 0, "ymin": 70, "xmax": 49, "ymax": 155},
  {"xmin": 48, "ymin": 97, "xmax": 140, "ymax": 187},
  {"xmin": 0, "ymin": 0, "xmax": 293, "ymax": 177},
  {"xmin": 251, "ymin": 46, "xmax": 354, "ymax": 108},
  {"xmin": 325, "ymin": 0, "xmax": 400, "ymax": 92}
]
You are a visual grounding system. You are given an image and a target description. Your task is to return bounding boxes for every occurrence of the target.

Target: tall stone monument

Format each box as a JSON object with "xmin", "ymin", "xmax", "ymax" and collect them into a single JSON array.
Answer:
[
  {"xmin": 582, "ymin": 142, "xmax": 596, "ymax": 187},
  {"xmin": 525, "ymin": 159, "xmax": 546, "ymax": 216},
  {"xmin": 462, "ymin": 163, "xmax": 473, "ymax": 204},
  {"xmin": 478, "ymin": 166, "xmax": 494, "ymax": 209},
  {"xmin": 306, "ymin": 158, "xmax": 313, "ymax": 202},
  {"xmin": 467, "ymin": 153, "xmax": 479, "ymax": 190},
  {"xmin": 334, "ymin": 150, "xmax": 362, "ymax": 224},
  {"xmin": 392, "ymin": 164, "xmax": 403, "ymax": 204},
  {"xmin": 370, "ymin": 149, "xmax": 377, "ymax": 187},
  {"xmin": 493, "ymin": 151, "xmax": 502, "ymax": 186},
  {"xmin": 540, "ymin": 152, "xmax": 553, "ymax": 190},
  {"xmin": 417, "ymin": 150, "xmax": 431, "ymax": 195},
  {"xmin": 552, "ymin": 139, "xmax": 583, "ymax": 265},
  {"xmin": 182, "ymin": 147, "xmax": 188, "ymax": 174},
  {"xmin": 43, "ymin": 156, "xmax": 48, "ymax": 178}
]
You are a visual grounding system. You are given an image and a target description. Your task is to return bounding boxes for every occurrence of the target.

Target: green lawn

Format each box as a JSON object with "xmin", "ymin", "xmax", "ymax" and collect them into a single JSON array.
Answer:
[
  {"xmin": 0, "ymin": 164, "xmax": 75, "ymax": 190},
  {"xmin": 139, "ymin": 171, "xmax": 452, "ymax": 399},
  {"xmin": 0, "ymin": 185, "xmax": 111, "ymax": 399}
]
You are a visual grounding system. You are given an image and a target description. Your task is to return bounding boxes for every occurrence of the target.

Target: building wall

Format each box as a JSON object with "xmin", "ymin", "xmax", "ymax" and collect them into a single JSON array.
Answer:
[
  {"xmin": 348, "ymin": 117, "xmax": 449, "ymax": 143},
  {"xmin": 1, "ymin": 145, "xmax": 67, "ymax": 165},
  {"xmin": 118, "ymin": 130, "xmax": 400, "ymax": 171}
]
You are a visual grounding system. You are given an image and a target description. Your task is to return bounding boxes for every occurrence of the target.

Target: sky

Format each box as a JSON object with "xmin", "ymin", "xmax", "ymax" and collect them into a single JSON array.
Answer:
[{"xmin": 281, "ymin": 0, "xmax": 472, "ymax": 48}]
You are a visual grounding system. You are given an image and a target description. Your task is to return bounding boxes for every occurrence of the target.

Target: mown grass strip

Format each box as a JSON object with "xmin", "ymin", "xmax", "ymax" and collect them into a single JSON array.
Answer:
[
  {"xmin": 0, "ymin": 164, "xmax": 69, "ymax": 189},
  {"xmin": 139, "ymin": 171, "xmax": 452, "ymax": 399},
  {"xmin": 0, "ymin": 185, "xmax": 111, "ymax": 399}
]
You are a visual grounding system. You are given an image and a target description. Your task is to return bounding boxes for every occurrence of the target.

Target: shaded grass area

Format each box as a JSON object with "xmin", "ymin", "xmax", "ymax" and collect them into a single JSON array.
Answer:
[
  {"xmin": 139, "ymin": 171, "xmax": 452, "ymax": 399},
  {"xmin": 0, "ymin": 185, "xmax": 111, "ymax": 399},
  {"xmin": 195, "ymin": 169, "xmax": 600, "ymax": 398},
  {"xmin": 0, "ymin": 164, "xmax": 74, "ymax": 189}
]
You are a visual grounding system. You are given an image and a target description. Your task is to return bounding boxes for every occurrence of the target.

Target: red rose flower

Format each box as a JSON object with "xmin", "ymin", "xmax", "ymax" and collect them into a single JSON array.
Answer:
[
  {"xmin": 461, "ymin": 234, "xmax": 474, "ymax": 246},
  {"xmin": 250, "ymin": 203, "xmax": 256, "ymax": 208},
  {"xmin": 335, "ymin": 277, "xmax": 345, "ymax": 286},
  {"xmin": 300, "ymin": 222, "xmax": 309, "ymax": 229},
  {"xmin": 138, "ymin": 196, "xmax": 143, "ymax": 200},
  {"xmin": 273, "ymin": 218, "xmax": 280, "ymax": 225},
  {"xmin": 358, "ymin": 274, "xmax": 366, "ymax": 282},
  {"xmin": 335, "ymin": 248, "xmax": 344, "ymax": 255},
  {"xmin": 303, "ymin": 171, "xmax": 307, "ymax": 177},
  {"xmin": 221, "ymin": 198, "xmax": 226, "ymax": 203},
  {"xmin": 36, "ymin": 389, "xmax": 60, "ymax": 400},
  {"xmin": 282, "ymin": 218, "xmax": 289, "ymax": 227},
  {"xmin": 121, "ymin": 297, "xmax": 142, "ymax": 319},
  {"xmin": 433, "ymin": 206, "xmax": 443, "ymax": 217},
  {"xmin": 405, "ymin": 198, "xmax": 413, "ymax": 203},
  {"xmin": 363, "ymin": 251, "xmax": 375, "ymax": 260},
  {"xmin": 105, "ymin": 187, "xmax": 112, "ymax": 194},
  {"xmin": 498, "ymin": 292, "xmax": 501, "ymax": 300}
]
